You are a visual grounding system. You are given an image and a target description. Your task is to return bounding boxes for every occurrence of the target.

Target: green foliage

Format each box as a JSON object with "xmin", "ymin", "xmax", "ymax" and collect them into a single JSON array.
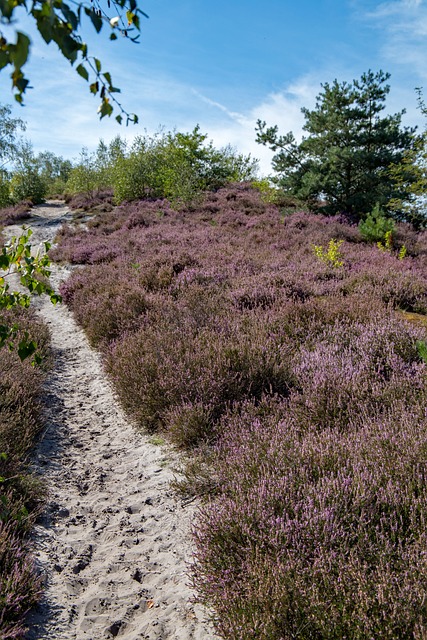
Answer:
[
  {"xmin": 313, "ymin": 238, "xmax": 344, "ymax": 268},
  {"xmin": 416, "ymin": 339, "xmax": 427, "ymax": 364},
  {"xmin": 0, "ymin": 228, "xmax": 61, "ymax": 362},
  {"xmin": 0, "ymin": 122, "xmax": 72, "ymax": 200},
  {"xmin": 67, "ymin": 137, "xmax": 127, "ymax": 195},
  {"xmin": 359, "ymin": 203, "xmax": 395, "ymax": 243},
  {"xmin": 377, "ymin": 229, "xmax": 394, "ymax": 253},
  {"xmin": 256, "ymin": 70, "xmax": 416, "ymax": 218},
  {"xmin": 10, "ymin": 170, "xmax": 46, "ymax": 204},
  {"xmin": 251, "ymin": 178, "xmax": 282, "ymax": 204},
  {"xmin": 0, "ymin": 0, "xmax": 147, "ymax": 121},
  {"xmin": 35, "ymin": 151, "xmax": 72, "ymax": 197},
  {"xmin": 67, "ymin": 148, "xmax": 102, "ymax": 194},
  {"xmin": 359, "ymin": 203, "xmax": 408, "ymax": 259},
  {"xmin": 388, "ymin": 133, "xmax": 427, "ymax": 229},
  {"xmin": 8, "ymin": 141, "xmax": 46, "ymax": 204},
  {"xmin": 398, "ymin": 245, "xmax": 407, "ymax": 260},
  {"xmin": 112, "ymin": 127, "xmax": 258, "ymax": 204}
]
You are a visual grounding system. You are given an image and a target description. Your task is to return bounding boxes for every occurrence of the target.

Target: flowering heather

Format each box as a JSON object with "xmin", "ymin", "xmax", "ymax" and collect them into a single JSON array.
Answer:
[
  {"xmin": 0, "ymin": 308, "xmax": 50, "ymax": 638},
  {"xmin": 0, "ymin": 523, "xmax": 43, "ymax": 639},
  {"xmin": 54, "ymin": 183, "xmax": 427, "ymax": 638},
  {"xmin": 0, "ymin": 202, "xmax": 32, "ymax": 227},
  {"xmin": 64, "ymin": 188, "xmax": 115, "ymax": 212},
  {"xmin": 194, "ymin": 400, "xmax": 427, "ymax": 639}
]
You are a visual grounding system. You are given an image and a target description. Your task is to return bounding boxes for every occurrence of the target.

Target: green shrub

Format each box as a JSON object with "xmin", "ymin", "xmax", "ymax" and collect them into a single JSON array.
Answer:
[
  {"xmin": 66, "ymin": 153, "xmax": 100, "ymax": 194},
  {"xmin": 313, "ymin": 238, "xmax": 344, "ymax": 267},
  {"xmin": 359, "ymin": 203, "xmax": 395, "ymax": 243},
  {"xmin": 10, "ymin": 170, "xmax": 46, "ymax": 205},
  {"xmin": 45, "ymin": 177, "xmax": 68, "ymax": 197}
]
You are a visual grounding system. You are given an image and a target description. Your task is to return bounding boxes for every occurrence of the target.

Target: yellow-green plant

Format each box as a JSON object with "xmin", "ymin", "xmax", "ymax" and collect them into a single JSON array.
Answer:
[
  {"xmin": 313, "ymin": 239, "xmax": 344, "ymax": 268},
  {"xmin": 398, "ymin": 245, "xmax": 407, "ymax": 260},
  {"xmin": 377, "ymin": 229, "xmax": 393, "ymax": 252},
  {"xmin": 251, "ymin": 178, "xmax": 279, "ymax": 204},
  {"xmin": 376, "ymin": 231, "xmax": 407, "ymax": 260}
]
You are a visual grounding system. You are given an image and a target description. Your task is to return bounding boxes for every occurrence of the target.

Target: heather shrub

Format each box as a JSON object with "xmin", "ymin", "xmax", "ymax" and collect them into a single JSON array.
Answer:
[
  {"xmin": 194, "ymin": 399, "xmax": 427, "ymax": 639},
  {"xmin": 0, "ymin": 523, "xmax": 43, "ymax": 639},
  {"xmin": 0, "ymin": 201, "xmax": 32, "ymax": 226},
  {"xmin": 60, "ymin": 263, "xmax": 148, "ymax": 346},
  {"xmin": 65, "ymin": 188, "xmax": 114, "ymax": 213},
  {"xmin": 0, "ymin": 309, "xmax": 50, "ymax": 456},
  {"xmin": 0, "ymin": 307, "xmax": 50, "ymax": 638},
  {"xmin": 379, "ymin": 270, "xmax": 427, "ymax": 313},
  {"xmin": 291, "ymin": 315, "xmax": 425, "ymax": 431},
  {"xmin": 269, "ymin": 296, "xmax": 386, "ymax": 350},
  {"xmin": 165, "ymin": 403, "xmax": 215, "ymax": 449},
  {"xmin": 52, "ymin": 228, "xmax": 122, "ymax": 264},
  {"xmin": 106, "ymin": 310, "xmax": 296, "ymax": 446}
]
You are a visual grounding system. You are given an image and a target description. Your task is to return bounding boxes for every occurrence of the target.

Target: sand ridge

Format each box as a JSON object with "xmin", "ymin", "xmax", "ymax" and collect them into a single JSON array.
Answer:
[{"xmin": 5, "ymin": 202, "xmax": 217, "ymax": 640}]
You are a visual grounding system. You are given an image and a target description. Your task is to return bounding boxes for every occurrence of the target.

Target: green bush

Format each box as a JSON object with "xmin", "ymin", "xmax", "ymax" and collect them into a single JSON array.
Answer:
[
  {"xmin": 66, "ymin": 148, "xmax": 103, "ymax": 194},
  {"xmin": 45, "ymin": 177, "xmax": 68, "ymax": 197},
  {"xmin": 10, "ymin": 170, "xmax": 46, "ymax": 205},
  {"xmin": 359, "ymin": 203, "xmax": 395, "ymax": 243}
]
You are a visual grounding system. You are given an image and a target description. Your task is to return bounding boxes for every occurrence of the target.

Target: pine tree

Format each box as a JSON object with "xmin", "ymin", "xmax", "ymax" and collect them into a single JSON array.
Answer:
[{"xmin": 256, "ymin": 70, "xmax": 416, "ymax": 218}]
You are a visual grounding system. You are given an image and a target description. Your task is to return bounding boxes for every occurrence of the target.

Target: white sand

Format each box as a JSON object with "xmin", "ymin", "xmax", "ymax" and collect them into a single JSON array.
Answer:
[{"xmin": 5, "ymin": 203, "xmax": 218, "ymax": 640}]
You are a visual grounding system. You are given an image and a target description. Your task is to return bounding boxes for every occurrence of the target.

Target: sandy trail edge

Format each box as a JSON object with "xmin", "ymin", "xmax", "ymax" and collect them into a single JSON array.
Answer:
[{"xmin": 5, "ymin": 202, "xmax": 218, "ymax": 640}]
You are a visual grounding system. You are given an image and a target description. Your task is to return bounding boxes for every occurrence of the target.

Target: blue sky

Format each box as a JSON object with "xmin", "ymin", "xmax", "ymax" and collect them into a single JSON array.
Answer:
[{"xmin": 1, "ymin": 0, "xmax": 427, "ymax": 174}]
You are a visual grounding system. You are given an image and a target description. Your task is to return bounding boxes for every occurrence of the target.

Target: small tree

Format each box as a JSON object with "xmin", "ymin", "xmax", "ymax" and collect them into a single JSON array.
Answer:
[
  {"xmin": 66, "ymin": 147, "xmax": 101, "ymax": 194},
  {"xmin": 0, "ymin": 103, "xmax": 26, "ymax": 206},
  {"xmin": 10, "ymin": 141, "xmax": 47, "ymax": 204},
  {"xmin": 358, "ymin": 203, "xmax": 395, "ymax": 243},
  {"xmin": 0, "ymin": 104, "xmax": 26, "ymax": 169},
  {"xmin": 35, "ymin": 151, "xmax": 72, "ymax": 196},
  {"xmin": 256, "ymin": 70, "xmax": 416, "ymax": 219}
]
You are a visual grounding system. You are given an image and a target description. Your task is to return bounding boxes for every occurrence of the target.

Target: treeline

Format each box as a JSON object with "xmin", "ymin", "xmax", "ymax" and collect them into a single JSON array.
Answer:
[{"xmin": 0, "ymin": 124, "xmax": 258, "ymax": 207}]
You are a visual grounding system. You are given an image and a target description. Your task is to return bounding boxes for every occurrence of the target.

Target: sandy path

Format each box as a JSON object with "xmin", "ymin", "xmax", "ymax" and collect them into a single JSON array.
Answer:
[{"xmin": 5, "ymin": 202, "xmax": 217, "ymax": 640}]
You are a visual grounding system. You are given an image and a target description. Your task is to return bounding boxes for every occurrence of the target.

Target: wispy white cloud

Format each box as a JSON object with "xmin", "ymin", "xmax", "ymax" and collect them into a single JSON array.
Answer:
[
  {"xmin": 369, "ymin": 0, "xmax": 422, "ymax": 17},
  {"xmin": 191, "ymin": 90, "xmax": 250, "ymax": 127},
  {"xmin": 384, "ymin": 0, "xmax": 423, "ymax": 13}
]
